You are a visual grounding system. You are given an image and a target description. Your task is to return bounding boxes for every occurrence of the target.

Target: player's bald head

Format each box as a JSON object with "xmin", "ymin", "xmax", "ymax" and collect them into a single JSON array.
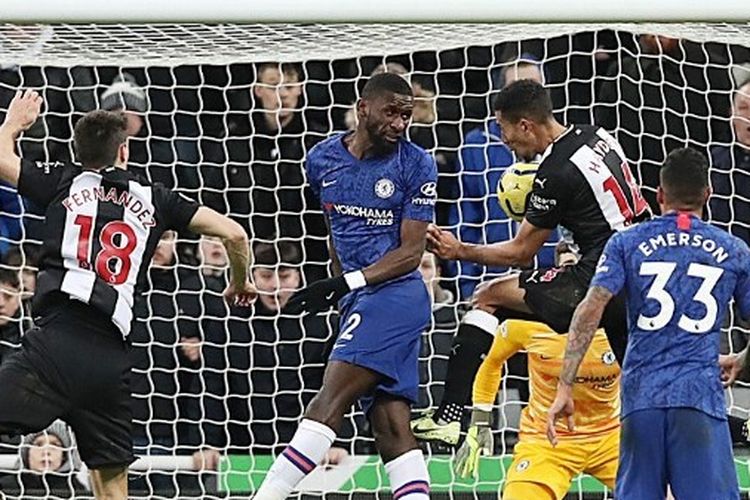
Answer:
[
  {"xmin": 361, "ymin": 72, "xmax": 413, "ymax": 101},
  {"xmin": 659, "ymin": 147, "xmax": 710, "ymax": 210}
]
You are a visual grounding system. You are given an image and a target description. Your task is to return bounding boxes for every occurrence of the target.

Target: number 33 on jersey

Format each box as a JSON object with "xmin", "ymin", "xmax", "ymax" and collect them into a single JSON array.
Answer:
[{"xmin": 591, "ymin": 211, "xmax": 750, "ymax": 420}]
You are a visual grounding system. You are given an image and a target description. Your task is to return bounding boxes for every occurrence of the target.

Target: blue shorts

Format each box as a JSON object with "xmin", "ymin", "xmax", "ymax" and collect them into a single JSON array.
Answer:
[
  {"xmin": 329, "ymin": 277, "xmax": 431, "ymax": 413},
  {"xmin": 616, "ymin": 408, "xmax": 738, "ymax": 500}
]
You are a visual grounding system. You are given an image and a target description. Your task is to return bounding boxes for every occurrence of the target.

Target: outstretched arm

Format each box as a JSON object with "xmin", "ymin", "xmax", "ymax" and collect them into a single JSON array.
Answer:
[
  {"xmin": 428, "ymin": 219, "xmax": 553, "ymax": 267},
  {"xmin": 546, "ymin": 285, "xmax": 613, "ymax": 445},
  {"xmin": 0, "ymin": 90, "xmax": 43, "ymax": 186},
  {"xmin": 188, "ymin": 206, "xmax": 255, "ymax": 306}
]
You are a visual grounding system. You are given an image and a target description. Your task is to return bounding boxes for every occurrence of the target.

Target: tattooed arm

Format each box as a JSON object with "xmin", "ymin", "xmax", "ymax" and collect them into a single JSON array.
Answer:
[
  {"xmin": 559, "ymin": 286, "xmax": 614, "ymax": 385},
  {"xmin": 546, "ymin": 285, "xmax": 614, "ymax": 445}
]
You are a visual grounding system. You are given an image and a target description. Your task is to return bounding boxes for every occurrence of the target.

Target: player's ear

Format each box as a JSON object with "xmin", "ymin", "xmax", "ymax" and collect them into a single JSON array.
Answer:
[
  {"xmin": 519, "ymin": 118, "xmax": 532, "ymax": 134},
  {"xmin": 118, "ymin": 141, "xmax": 129, "ymax": 165},
  {"xmin": 703, "ymin": 186, "xmax": 712, "ymax": 205},
  {"xmin": 356, "ymin": 99, "xmax": 367, "ymax": 118},
  {"xmin": 656, "ymin": 185, "xmax": 666, "ymax": 207}
]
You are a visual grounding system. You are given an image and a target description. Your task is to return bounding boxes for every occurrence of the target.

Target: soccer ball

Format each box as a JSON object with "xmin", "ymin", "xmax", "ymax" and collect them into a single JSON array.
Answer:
[{"xmin": 496, "ymin": 162, "xmax": 539, "ymax": 222}]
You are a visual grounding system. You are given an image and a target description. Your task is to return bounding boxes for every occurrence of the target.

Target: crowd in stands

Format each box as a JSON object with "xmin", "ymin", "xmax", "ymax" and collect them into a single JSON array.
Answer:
[{"xmin": 0, "ymin": 28, "xmax": 750, "ymax": 495}]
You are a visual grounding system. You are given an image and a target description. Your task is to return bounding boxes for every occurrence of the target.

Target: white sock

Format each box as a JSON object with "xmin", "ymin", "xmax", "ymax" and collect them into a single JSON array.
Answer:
[
  {"xmin": 254, "ymin": 419, "xmax": 336, "ymax": 500},
  {"xmin": 385, "ymin": 449, "xmax": 430, "ymax": 500},
  {"xmin": 462, "ymin": 309, "xmax": 500, "ymax": 335}
]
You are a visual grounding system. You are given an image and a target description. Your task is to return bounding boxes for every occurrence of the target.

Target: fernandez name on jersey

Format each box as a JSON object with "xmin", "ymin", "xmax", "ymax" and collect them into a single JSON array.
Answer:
[{"xmin": 17, "ymin": 159, "xmax": 199, "ymax": 337}]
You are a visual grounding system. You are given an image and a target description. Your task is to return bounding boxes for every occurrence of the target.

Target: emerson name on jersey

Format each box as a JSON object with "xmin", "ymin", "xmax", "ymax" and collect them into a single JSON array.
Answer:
[{"xmin": 634, "ymin": 231, "xmax": 729, "ymax": 263}]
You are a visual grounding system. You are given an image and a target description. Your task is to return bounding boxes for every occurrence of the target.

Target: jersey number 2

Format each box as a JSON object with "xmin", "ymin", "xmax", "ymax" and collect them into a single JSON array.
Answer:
[
  {"xmin": 340, "ymin": 313, "xmax": 362, "ymax": 341},
  {"xmin": 74, "ymin": 215, "xmax": 137, "ymax": 285},
  {"xmin": 637, "ymin": 261, "xmax": 723, "ymax": 333}
]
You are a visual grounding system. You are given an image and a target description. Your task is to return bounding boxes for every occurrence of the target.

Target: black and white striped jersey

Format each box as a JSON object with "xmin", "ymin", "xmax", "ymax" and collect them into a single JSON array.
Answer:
[
  {"xmin": 525, "ymin": 125, "xmax": 651, "ymax": 268},
  {"xmin": 17, "ymin": 160, "xmax": 199, "ymax": 337}
]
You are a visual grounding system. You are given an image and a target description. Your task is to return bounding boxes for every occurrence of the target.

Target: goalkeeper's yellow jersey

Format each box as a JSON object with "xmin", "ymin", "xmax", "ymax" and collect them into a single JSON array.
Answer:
[{"xmin": 473, "ymin": 319, "xmax": 620, "ymax": 443}]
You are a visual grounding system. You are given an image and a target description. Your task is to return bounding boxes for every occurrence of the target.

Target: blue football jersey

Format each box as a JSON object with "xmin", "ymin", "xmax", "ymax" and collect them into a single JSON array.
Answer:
[
  {"xmin": 306, "ymin": 132, "xmax": 438, "ymax": 284},
  {"xmin": 592, "ymin": 212, "xmax": 750, "ymax": 419}
]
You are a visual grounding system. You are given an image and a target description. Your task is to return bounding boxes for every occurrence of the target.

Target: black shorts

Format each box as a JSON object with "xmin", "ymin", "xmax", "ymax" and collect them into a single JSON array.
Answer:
[
  {"xmin": 519, "ymin": 264, "xmax": 590, "ymax": 333},
  {"xmin": 518, "ymin": 264, "xmax": 628, "ymax": 362},
  {"xmin": 0, "ymin": 300, "xmax": 134, "ymax": 469}
]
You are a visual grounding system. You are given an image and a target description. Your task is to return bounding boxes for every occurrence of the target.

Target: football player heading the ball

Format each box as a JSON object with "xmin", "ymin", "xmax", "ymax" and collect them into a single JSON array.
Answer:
[{"xmin": 412, "ymin": 79, "xmax": 650, "ymax": 446}]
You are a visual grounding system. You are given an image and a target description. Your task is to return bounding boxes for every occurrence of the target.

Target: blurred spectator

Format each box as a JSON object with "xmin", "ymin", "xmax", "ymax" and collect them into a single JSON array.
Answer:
[
  {"xmin": 709, "ymin": 81, "xmax": 750, "ymax": 244},
  {"xmin": 596, "ymin": 34, "xmax": 734, "ymax": 211},
  {"xmin": 0, "ymin": 268, "xmax": 28, "ymax": 363},
  {"xmin": 97, "ymin": 72, "xmax": 202, "ymax": 200},
  {"xmin": 0, "ymin": 182, "xmax": 24, "ymax": 258},
  {"xmin": 418, "ymin": 252, "xmax": 457, "ymax": 327},
  {"xmin": 129, "ymin": 231, "xmax": 202, "ymax": 460},
  {"xmin": 447, "ymin": 57, "xmax": 556, "ymax": 299},
  {"xmin": 198, "ymin": 236, "xmax": 229, "ymax": 285},
  {"xmin": 0, "ymin": 420, "xmax": 86, "ymax": 497},
  {"xmin": 195, "ymin": 240, "xmax": 337, "ymax": 459},
  {"xmin": 2, "ymin": 245, "xmax": 40, "ymax": 300},
  {"xmin": 193, "ymin": 235, "xmax": 232, "ymax": 363},
  {"xmin": 345, "ymin": 63, "xmax": 436, "ymax": 131},
  {"xmin": 100, "ymin": 73, "xmax": 147, "ymax": 137},
  {"xmin": 0, "ymin": 180, "xmax": 43, "ymax": 260},
  {"xmin": 214, "ymin": 63, "xmax": 328, "ymax": 282}
]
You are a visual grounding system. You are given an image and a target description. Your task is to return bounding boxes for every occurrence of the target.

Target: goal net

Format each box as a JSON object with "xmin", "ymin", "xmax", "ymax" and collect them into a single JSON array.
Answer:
[{"xmin": 0, "ymin": 22, "xmax": 749, "ymax": 499}]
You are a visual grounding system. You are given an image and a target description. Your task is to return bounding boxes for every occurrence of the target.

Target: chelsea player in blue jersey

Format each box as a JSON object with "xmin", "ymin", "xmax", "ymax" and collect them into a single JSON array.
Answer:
[
  {"xmin": 547, "ymin": 148, "xmax": 750, "ymax": 499},
  {"xmin": 255, "ymin": 73, "xmax": 437, "ymax": 499}
]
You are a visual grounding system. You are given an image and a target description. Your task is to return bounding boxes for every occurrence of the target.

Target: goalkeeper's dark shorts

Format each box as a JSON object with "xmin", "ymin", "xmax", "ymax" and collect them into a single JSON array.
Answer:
[
  {"xmin": 0, "ymin": 299, "xmax": 134, "ymax": 469},
  {"xmin": 518, "ymin": 264, "xmax": 628, "ymax": 363}
]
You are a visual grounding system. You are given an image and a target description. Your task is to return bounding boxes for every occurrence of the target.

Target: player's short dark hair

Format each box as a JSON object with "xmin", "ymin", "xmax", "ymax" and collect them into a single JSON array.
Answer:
[
  {"xmin": 660, "ymin": 147, "xmax": 709, "ymax": 208},
  {"xmin": 0, "ymin": 268, "xmax": 20, "ymax": 289},
  {"xmin": 493, "ymin": 79, "xmax": 553, "ymax": 123},
  {"xmin": 361, "ymin": 72, "xmax": 413, "ymax": 101},
  {"xmin": 253, "ymin": 240, "xmax": 302, "ymax": 268},
  {"xmin": 74, "ymin": 110, "xmax": 129, "ymax": 169}
]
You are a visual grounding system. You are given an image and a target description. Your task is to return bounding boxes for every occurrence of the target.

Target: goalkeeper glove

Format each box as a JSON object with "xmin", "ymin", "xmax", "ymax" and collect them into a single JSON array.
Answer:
[
  {"xmin": 284, "ymin": 271, "xmax": 366, "ymax": 314},
  {"xmin": 454, "ymin": 408, "xmax": 493, "ymax": 479}
]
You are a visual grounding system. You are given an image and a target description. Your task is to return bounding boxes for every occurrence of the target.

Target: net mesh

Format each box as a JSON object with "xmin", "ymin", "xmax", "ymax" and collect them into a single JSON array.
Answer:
[{"xmin": 0, "ymin": 22, "xmax": 749, "ymax": 499}]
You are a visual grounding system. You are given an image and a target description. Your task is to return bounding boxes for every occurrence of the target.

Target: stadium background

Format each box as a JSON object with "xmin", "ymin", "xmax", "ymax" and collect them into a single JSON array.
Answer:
[{"xmin": 0, "ymin": 21, "xmax": 750, "ymax": 499}]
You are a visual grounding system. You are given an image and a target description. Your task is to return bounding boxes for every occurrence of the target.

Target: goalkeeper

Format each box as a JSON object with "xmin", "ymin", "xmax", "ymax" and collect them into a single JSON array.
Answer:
[{"xmin": 455, "ymin": 290, "xmax": 620, "ymax": 499}]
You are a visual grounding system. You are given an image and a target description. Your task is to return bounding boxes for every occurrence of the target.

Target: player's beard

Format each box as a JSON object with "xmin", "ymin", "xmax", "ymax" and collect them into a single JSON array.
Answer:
[{"xmin": 365, "ymin": 120, "xmax": 398, "ymax": 155}]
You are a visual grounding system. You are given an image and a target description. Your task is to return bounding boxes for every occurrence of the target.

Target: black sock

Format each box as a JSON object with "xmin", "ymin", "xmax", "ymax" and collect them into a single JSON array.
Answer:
[
  {"xmin": 434, "ymin": 324, "xmax": 496, "ymax": 424},
  {"xmin": 601, "ymin": 292, "xmax": 628, "ymax": 364}
]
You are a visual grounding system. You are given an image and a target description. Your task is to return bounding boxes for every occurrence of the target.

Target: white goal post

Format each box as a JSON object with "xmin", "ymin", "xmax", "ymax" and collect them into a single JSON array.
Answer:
[{"xmin": 2, "ymin": 0, "xmax": 750, "ymax": 22}]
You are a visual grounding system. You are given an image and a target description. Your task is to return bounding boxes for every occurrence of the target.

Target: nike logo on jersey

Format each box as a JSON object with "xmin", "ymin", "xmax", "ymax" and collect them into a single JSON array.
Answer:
[{"xmin": 322, "ymin": 179, "xmax": 337, "ymax": 187}]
